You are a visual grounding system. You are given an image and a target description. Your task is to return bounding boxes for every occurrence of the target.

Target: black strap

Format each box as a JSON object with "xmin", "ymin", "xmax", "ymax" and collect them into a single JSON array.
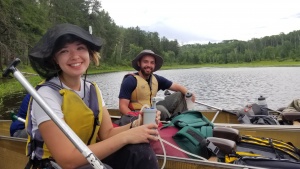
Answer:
[
  {"xmin": 24, "ymin": 159, "xmax": 33, "ymax": 169},
  {"xmin": 185, "ymin": 127, "xmax": 224, "ymax": 158},
  {"xmin": 269, "ymin": 138, "xmax": 281, "ymax": 159},
  {"xmin": 25, "ymin": 158, "xmax": 55, "ymax": 169},
  {"xmin": 87, "ymin": 117, "xmax": 98, "ymax": 145},
  {"xmin": 206, "ymin": 139, "xmax": 220, "ymax": 156}
]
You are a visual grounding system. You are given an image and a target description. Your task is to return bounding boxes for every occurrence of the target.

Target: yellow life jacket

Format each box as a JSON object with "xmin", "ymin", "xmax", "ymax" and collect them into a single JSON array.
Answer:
[
  {"xmin": 129, "ymin": 74, "xmax": 158, "ymax": 110},
  {"xmin": 26, "ymin": 81, "xmax": 103, "ymax": 160}
]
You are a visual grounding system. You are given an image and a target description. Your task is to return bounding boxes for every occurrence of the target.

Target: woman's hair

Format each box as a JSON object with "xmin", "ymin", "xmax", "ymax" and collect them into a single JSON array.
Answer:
[{"xmin": 91, "ymin": 51, "xmax": 100, "ymax": 66}]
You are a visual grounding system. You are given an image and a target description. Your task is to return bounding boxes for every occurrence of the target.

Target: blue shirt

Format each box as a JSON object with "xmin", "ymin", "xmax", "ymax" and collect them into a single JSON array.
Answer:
[
  {"xmin": 10, "ymin": 93, "xmax": 30, "ymax": 136},
  {"xmin": 118, "ymin": 73, "xmax": 173, "ymax": 100}
]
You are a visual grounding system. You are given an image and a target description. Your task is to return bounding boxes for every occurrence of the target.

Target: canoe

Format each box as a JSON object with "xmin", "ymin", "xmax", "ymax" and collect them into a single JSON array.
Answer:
[
  {"xmin": 0, "ymin": 107, "xmax": 285, "ymax": 134},
  {"xmin": 3, "ymin": 108, "xmax": 300, "ymax": 147},
  {"xmin": 0, "ymin": 109, "xmax": 246, "ymax": 137},
  {"xmin": 1, "ymin": 109, "xmax": 300, "ymax": 169},
  {"xmin": 1, "ymin": 126, "xmax": 299, "ymax": 169},
  {"xmin": 0, "ymin": 126, "xmax": 270, "ymax": 169},
  {"xmin": 0, "ymin": 108, "xmax": 242, "ymax": 136},
  {"xmin": 98, "ymin": 109, "xmax": 300, "ymax": 149}
]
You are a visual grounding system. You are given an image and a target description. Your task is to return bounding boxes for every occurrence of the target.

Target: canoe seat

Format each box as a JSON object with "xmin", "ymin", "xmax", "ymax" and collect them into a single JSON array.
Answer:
[
  {"xmin": 282, "ymin": 112, "xmax": 300, "ymax": 121},
  {"xmin": 207, "ymin": 137, "xmax": 236, "ymax": 155},
  {"xmin": 213, "ymin": 127, "xmax": 240, "ymax": 142}
]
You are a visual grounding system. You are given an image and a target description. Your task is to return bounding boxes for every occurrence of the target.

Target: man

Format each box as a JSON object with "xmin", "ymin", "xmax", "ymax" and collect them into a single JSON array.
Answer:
[{"xmin": 118, "ymin": 49, "xmax": 195, "ymax": 121}]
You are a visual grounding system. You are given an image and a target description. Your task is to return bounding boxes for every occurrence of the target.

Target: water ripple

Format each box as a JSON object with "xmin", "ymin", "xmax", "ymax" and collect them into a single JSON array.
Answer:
[{"xmin": 88, "ymin": 67, "xmax": 300, "ymax": 111}]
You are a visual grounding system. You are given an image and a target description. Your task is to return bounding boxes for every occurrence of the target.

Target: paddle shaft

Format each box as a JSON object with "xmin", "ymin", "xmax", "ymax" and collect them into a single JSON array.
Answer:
[
  {"xmin": 15, "ymin": 115, "xmax": 26, "ymax": 123},
  {"xmin": 4, "ymin": 58, "xmax": 104, "ymax": 169},
  {"xmin": 267, "ymin": 108, "xmax": 283, "ymax": 114},
  {"xmin": 195, "ymin": 101, "xmax": 236, "ymax": 115}
]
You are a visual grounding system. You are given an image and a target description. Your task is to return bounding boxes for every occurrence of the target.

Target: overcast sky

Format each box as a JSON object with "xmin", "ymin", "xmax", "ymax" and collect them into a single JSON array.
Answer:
[{"xmin": 101, "ymin": 0, "xmax": 300, "ymax": 45}]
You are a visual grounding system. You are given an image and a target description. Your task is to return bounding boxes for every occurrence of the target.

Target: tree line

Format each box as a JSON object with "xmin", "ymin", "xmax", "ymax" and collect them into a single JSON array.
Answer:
[{"xmin": 1, "ymin": 0, "xmax": 300, "ymax": 72}]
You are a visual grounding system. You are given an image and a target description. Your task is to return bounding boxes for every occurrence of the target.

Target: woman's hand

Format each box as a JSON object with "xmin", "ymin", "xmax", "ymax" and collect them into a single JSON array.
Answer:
[
  {"xmin": 155, "ymin": 110, "xmax": 161, "ymax": 125},
  {"xmin": 124, "ymin": 123, "xmax": 159, "ymax": 144}
]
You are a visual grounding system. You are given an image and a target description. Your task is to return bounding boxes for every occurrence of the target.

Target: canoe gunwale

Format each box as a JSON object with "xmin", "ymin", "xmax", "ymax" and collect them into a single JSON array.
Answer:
[
  {"xmin": 0, "ymin": 135, "xmax": 267, "ymax": 169},
  {"xmin": 156, "ymin": 155, "xmax": 266, "ymax": 169},
  {"xmin": 0, "ymin": 135, "xmax": 27, "ymax": 142},
  {"xmin": 215, "ymin": 123, "xmax": 300, "ymax": 130}
]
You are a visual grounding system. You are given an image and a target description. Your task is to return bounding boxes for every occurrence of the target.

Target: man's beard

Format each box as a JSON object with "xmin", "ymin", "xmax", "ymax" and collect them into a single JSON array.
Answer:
[{"xmin": 140, "ymin": 67, "xmax": 153, "ymax": 77}]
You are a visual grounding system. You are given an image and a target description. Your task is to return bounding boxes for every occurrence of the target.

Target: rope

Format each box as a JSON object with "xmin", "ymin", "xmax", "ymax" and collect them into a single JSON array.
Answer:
[{"xmin": 139, "ymin": 104, "xmax": 207, "ymax": 169}]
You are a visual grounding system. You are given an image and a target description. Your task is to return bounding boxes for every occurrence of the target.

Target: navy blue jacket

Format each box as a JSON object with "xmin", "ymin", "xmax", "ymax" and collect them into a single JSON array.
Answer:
[{"xmin": 10, "ymin": 93, "xmax": 30, "ymax": 136}]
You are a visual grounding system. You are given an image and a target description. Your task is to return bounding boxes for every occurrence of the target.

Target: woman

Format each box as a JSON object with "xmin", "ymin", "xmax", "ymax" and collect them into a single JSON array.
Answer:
[{"xmin": 26, "ymin": 23, "xmax": 160, "ymax": 169}]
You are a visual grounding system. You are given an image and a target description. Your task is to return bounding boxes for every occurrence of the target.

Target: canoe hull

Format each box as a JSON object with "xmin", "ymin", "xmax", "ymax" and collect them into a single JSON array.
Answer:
[
  {"xmin": 2, "ymin": 109, "xmax": 299, "ymax": 147},
  {"xmin": 0, "ymin": 135, "xmax": 263, "ymax": 169},
  {"xmin": 0, "ymin": 136, "xmax": 28, "ymax": 169},
  {"xmin": 1, "ymin": 109, "xmax": 299, "ymax": 169},
  {"xmin": 1, "ymin": 130, "xmax": 299, "ymax": 169}
]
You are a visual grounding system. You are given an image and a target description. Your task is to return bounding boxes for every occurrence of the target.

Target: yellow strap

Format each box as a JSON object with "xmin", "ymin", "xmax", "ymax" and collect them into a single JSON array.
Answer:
[
  {"xmin": 242, "ymin": 135, "xmax": 296, "ymax": 152},
  {"xmin": 236, "ymin": 151, "xmax": 262, "ymax": 157},
  {"xmin": 225, "ymin": 152, "xmax": 261, "ymax": 163},
  {"xmin": 241, "ymin": 138, "xmax": 300, "ymax": 160}
]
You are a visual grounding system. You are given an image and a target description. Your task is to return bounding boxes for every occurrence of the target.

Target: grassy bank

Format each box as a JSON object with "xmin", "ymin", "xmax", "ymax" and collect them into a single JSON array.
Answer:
[
  {"xmin": 1, "ymin": 60, "xmax": 300, "ymax": 96},
  {"xmin": 164, "ymin": 60, "xmax": 300, "ymax": 69},
  {"xmin": 0, "ymin": 75, "xmax": 42, "ymax": 97}
]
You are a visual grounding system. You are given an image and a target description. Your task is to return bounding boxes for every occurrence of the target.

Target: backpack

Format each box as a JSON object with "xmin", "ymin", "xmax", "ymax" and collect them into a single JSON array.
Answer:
[
  {"xmin": 164, "ymin": 110, "xmax": 214, "ymax": 136},
  {"xmin": 237, "ymin": 103, "xmax": 280, "ymax": 125},
  {"xmin": 225, "ymin": 134, "xmax": 300, "ymax": 169},
  {"xmin": 151, "ymin": 111, "xmax": 300, "ymax": 168},
  {"xmin": 159, "ymin": 110, "xmax": 215, "ymax": 159}
]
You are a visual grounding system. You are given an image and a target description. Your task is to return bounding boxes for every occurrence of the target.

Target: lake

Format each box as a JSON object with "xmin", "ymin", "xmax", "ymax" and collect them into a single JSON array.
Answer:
[
  {"xmin": 88, "ymin": 67, "xmax": 300, "ymax": 111},
  {"xmin": 1, "ymin": 67, "xmax": 300, "ymax": 119}
]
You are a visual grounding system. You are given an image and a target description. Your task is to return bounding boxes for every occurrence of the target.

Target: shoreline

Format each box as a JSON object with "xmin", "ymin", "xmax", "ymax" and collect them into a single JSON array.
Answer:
[{"xmin": 1, "ymin": 60, "xmax": 300, "ymax": 97}]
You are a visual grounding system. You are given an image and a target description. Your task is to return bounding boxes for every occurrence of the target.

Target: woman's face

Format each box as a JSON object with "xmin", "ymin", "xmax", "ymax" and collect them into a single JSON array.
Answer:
[{"xmin": 54, "ymin": 41, "xmax": 90, "ymax": 78}]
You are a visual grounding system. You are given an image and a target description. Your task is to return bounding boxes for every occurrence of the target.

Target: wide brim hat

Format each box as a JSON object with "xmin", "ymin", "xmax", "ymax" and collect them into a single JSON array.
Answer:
[
  {"xmin": 132, "ymin": 49, "xmax": 163, "ymax": 72},
  {"xmin": 29, "ymin": 23, "xmax": 102, "ymax": 78}
]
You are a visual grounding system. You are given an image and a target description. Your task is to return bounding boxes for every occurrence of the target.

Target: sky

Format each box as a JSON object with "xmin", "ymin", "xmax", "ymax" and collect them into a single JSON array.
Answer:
[{"xmin": 100, "ymin": 0, "xmax": 300, "ymax": 45}]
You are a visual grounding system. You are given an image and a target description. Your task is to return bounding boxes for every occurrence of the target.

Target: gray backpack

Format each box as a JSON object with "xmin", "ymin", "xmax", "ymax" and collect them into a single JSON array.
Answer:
[{"xmin": 237, "ymin": 103, "xmax": 279, "ymax": 125}]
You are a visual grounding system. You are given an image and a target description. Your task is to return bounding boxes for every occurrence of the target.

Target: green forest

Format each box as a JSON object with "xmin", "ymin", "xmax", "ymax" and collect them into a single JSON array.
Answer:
[{"xmin": 1, "ymin": 0, "xmax": 300, "ymax": 71}]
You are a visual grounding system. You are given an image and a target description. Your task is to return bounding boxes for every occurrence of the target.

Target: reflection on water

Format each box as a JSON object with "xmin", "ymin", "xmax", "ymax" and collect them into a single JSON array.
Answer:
[
  {"xmin": 0, "ymin": 92, "xmax": 26, "ymax": 119},
  {"xmin": 1, "ymin": 67, "xmax": 300, "ymax": 119},
  {"xmin": 88, "ymin": 67, "xmax": 300, "ymax": 111}
]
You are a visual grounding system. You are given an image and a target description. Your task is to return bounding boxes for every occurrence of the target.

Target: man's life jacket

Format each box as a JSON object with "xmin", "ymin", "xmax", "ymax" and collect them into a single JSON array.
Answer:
[
  {"xmin": 129, "ymin": 74, "xmax": 158, "ymax": 110},
  {"xmin": 25, "ymin": 81, "xmax": 103, "ymax": 160}
]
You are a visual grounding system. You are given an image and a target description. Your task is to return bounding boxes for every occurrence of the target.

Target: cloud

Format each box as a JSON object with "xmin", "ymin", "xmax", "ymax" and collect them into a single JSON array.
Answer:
[
  {"xmin": 101, "ymin": 0, "xmax": 300, "ymax": 44},
  {"xmin": 140, "ymin": 22, "xmax": 216, "ymax": 45}
]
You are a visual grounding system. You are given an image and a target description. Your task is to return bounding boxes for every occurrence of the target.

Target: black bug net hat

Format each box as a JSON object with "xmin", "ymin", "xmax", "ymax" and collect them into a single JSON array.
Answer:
[{"xmin": 29, "ymin": 23, "xmax": 102, "ymax": 79}]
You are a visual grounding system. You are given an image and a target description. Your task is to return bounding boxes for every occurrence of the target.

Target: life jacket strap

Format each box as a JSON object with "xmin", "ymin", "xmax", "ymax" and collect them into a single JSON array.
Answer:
[{"xmin": 25, "ymin": 158, "xmax": 55, "ymax": 169}]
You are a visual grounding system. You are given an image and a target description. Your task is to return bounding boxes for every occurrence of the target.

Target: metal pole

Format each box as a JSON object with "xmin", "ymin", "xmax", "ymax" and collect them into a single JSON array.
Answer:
[
  {"xmin": 210, "ymin": 111, "xmax": 220, "ymax": 123},
  {"xmin": 195, "ymin": 101, "xmax": 236, "ymax": 115}
]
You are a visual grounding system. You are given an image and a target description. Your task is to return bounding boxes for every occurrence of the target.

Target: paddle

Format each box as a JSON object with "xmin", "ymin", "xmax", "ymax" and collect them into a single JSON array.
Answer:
[
  {"xmin": 267, "ymin": 108, "xmax": 283, "ymax": 114},
  {"xmin": 3, "ymin": 58, "xmax": 105, "ymax": 169},
  {"xmin": 195, "ymin": 101, "xmax": 236, "ymax": 115},
  {"xmin": 194, "ymin": 101, "xmax": 237, "ymax": 123},
  {"xmin": 10, "ymin": 111, "xmax": 25, "ymax": 123}
]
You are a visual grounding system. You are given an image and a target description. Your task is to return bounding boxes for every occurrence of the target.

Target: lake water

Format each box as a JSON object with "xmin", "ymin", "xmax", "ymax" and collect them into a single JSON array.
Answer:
[
  {"xmin": 1, "ymin": 67, "xmax": 300, "ymax": 119},
  {"xmin": 88, "ymin": 67, "xmax": 300, "ymax": 111}
]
